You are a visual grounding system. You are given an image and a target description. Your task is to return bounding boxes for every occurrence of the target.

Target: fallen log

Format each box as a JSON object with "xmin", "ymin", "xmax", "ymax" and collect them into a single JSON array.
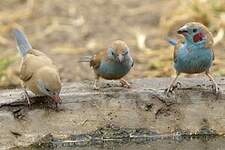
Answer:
[{"xmin": 0, "ymin": 77, "xmax": 225, "ymax": 149}]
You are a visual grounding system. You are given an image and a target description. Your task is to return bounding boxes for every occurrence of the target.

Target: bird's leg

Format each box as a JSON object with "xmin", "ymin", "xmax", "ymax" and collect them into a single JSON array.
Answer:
[
  {"xmin": 120, "ymin": 78, "xmax": 131, "ymax": 88},
  {"xmin": 23, "ymin": 88, "xmax": 31, "ymax": 106},
  {"xmin": 205, "ymin": 71, "xmax": 220, "ymax": 94},
  {"xmin": 165, "ymin": 73, "xmax": 180, "ymax": 94},
  {"xmin": 93, "ymin": 76, "xmax": 100, "ymax": 90},
  {"xmin": 21, "ymin": 82, "xmax": 31, "ymax": 106}
]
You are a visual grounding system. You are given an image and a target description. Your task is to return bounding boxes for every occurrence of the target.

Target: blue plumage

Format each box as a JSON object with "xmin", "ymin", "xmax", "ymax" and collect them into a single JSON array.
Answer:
[
  {"xmin": 174, "ymin": 42, "xmax": 213, "ymax": 74},
  {"xmin": 13, "ymin": 29, "xmax": 32, "ymax": 57},
  {"xmin": 166, "ymin": 22, "xmax": 220, "ymax": 94},
  {"xmin": 97, "ymin": 57, "xmax": 133, "ymax": 80},
  {"xmin": 167, "ymin": 39, "xmax": 177, "ymax": 46},
  {"xmin": 81, "ymin": 40, "xmax": 134, "ymax": 89}
]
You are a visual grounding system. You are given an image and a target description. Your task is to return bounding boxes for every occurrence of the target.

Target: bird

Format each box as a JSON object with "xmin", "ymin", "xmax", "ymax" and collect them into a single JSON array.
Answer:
[
  {"xmin": 166, "ymin": 22, "xmax": 220, "ymax": 94},
  {"xmin": 80, "ymin": 40, "xmax": 134, "ymax": 89},
  {"xmin": 13, "ymin": 28, "xmax": 62, "ymax": 105}
]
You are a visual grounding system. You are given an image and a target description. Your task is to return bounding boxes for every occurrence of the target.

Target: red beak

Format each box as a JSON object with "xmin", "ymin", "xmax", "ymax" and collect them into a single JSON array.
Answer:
[{"xmin": 51, "ymin": 95, "xmax": 62, "ymax": 104}]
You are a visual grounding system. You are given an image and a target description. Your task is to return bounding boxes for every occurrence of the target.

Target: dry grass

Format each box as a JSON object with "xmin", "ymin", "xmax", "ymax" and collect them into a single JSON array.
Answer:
[{"xmin": 0, "ymin": 0, "xmax": 224, "ymax": 88}]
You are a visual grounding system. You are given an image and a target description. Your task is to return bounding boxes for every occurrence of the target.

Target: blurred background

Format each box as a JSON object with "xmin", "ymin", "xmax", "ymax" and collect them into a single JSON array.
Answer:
[{"xmin": 0, "ymin": 0, "xmax": 224, "ymax": 89}]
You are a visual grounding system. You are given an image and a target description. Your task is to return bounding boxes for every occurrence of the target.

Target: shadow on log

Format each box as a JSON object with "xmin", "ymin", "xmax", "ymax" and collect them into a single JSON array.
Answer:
[{"xmin": 0, "ymin": 77, "xmax": 225, "ymax": 149}]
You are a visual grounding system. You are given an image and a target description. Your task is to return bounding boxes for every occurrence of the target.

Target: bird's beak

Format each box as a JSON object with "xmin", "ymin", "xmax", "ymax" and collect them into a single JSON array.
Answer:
[
  {"xmin": 118, "ymin": 54, "xmax": 124, "ymax": 63},
  {"xmin": 177, "ymin": 25, "xmax": 188, "ymax": 35},
  {"xmin": 51, "ymin": 95, "xmax": 62, "ymax": 104}
]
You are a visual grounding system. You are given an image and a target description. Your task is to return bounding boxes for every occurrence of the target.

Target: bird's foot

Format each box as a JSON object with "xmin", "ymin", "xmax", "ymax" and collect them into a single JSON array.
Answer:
[
  {"xmin": 176, "ymin": 81, "xmax": 182, "ymax": 88},
  {"xmin": 54, "ymin": 102, "xmax": 59, "ymax": 110},
  {"xmin": 211, "ymin": 84, "xmax": 221, "ymax": 95},
  {"xmin": 58, "ymin": 99, "xmax": 62, "ymax": 104},
  {"xmin": 22, "ymin": 90, "xmax": 31, "ymax": 106},
  {"xmin": 92, "ymin": 79, "xmax": 100, "ymax": 90},
  {"xmin": 165, "ymin": 87, "xmax": 175, "ymax": 96},
  {"xmin": 93, "ymin": 84, "xmax": 100, "ymax": 90},
  {"xmin": 120, "ymin": 79, "xmax": 131, "ymax": 88},
  {"xmin": 165, "ymin": 82, "xmax": 181, "ymax": 96}
]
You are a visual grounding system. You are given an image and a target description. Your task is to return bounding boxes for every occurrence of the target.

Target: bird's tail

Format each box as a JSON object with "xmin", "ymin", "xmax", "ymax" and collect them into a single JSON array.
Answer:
[
  {"xmin": 165, "ymin": 38, "xmax": 177, "ymax": 46},
  {"xmin": 13, "ymin": 28, "xmax": 32, "ymax": 57},
  {"xmin": 78, "ymin": 56, "xmax": 92, "ymax": 62}
]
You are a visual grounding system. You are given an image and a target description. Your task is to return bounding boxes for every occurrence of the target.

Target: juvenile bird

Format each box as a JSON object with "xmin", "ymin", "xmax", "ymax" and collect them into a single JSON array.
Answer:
[
  {"xmin": 81, "ymin": 40, "xmax": 134, "ymax": 89},
  {"xmin": 13, "ymin": 28, "xmax": 62, "ymax": 105},
  {"xmin": 166, "ymin": 22, "xmax": 219, "ymax": 94}
]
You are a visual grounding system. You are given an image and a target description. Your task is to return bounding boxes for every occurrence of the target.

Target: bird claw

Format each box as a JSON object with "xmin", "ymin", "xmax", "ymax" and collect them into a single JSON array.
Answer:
[
  {"xmin": 176, "ymin": 81, "xmax": 182, "ymax": 88},
  {"xmin": 165, "ymin": 82, "xmax": 181, "ymax": 96},
  {"xmin": 165, "ymin": 87, "xmax": 175, "ymax": 96},
  {"xmin": 212, "ymin": 84, "xmax": 220, "ymax": 95},
  {"xmin": 92, "ymin": 79, "xmax": 100, "ymax": 90},
  {"xmin": 120, "ymin": 79, "xmax": 131, "ymax": 88},
  {"xmin": 93, "ymin": 85, "xmax": 100, "ymax": 90},
  {"xmin": 22, "ymin": 91, "xmax": 31, "ymax": 106},
  {"xmin": 58, "ymin": 99, "xmax": 62, "ymax": 104}
]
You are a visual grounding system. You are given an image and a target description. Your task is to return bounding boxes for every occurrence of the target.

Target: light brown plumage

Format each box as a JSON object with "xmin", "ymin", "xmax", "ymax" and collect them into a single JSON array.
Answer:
[
  {"xmin": 20, "ymin": 50, "xmax": 61, "ymax": 95},
  {"xmin": 14, "ymin": 29, "xmax": 61, "ymax": 105}
]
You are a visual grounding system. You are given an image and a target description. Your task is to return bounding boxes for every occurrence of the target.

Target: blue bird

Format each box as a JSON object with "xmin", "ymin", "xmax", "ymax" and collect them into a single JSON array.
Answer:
[
  {"xmin": 80, "ymin": 40, "xmax": 134, "ymax": 89},
  {"xmin": 166, "ymin": 22, "xmax": 220, "ymax": 94}
]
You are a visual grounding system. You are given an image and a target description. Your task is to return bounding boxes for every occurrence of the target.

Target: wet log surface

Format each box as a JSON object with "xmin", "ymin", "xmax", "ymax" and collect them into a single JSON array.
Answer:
[{"xmin": 0, "ymin": 77, "xmax": 225, "ymax": 149}]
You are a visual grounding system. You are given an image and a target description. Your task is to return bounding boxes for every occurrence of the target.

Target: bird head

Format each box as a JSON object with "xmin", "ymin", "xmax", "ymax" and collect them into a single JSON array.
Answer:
[
  {"xmin": 107, "ymin": 40, "xmax": 130, "ymax": 63},
  {"xmin": 36, "ymin": 67, "xmax": 62, "ymax": 104},
  {"xmin": 177, "ymin": 22, "xmax": 213, "ymax": 48}
]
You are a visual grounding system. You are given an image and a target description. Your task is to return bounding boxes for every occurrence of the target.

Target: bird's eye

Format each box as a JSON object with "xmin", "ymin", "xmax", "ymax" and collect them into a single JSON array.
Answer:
[
  {"xmin": 111, "ymin": 51, "xmax": 117, "ymax": 56},
  {"xmin": 123, "ymin": 51, "xmax": 128, "ymax": 55},
  {"xmin": 45, "ymin": 88, "xmax": 50, "ymax": 92},
  {"xmin": 192, "ymin": 28, "xmax": 197, "ymax": 33}
]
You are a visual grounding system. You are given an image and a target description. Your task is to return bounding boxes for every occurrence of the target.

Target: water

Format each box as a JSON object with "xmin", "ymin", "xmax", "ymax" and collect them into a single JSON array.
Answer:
[
  {"xmin": 62, "ymin": 138, "xmax": 225, "ymax": 150},
  {"xmin": 14, "ymin": 137, "xmax": 225, "ymax": 150}
]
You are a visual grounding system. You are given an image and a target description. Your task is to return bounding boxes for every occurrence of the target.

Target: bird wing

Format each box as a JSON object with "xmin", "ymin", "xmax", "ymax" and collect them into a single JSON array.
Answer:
[
  {"xmin": 173, "ymin": 43, "xmax": 179, "ymax": 63},
  {"xmin": 20, "ymin": 49, "xmax": 54, "ymax": 81},
  {"xmin": 212, "ymin": 49, "xmax": 215, "ymax": 61},
  {"xmin": 200, "ymin": 24, "xmax": 214, "ymax": 60},
  {"xmin": 19, "ymin": 58, "xmax": 33, "ymax": 81},
  {"xmin": 28, "ymin": 49, "xmax": 51, "ymax": 58},
  {"xmin": 173, "ymin": 39, "xmax": 183, "ymax": 63},
  {"xmin": 90, "ymin": 49, "xmax": 107, "ymax": 69},
  {"xmin": 131, "ymin": 59, "xmax": 134, "ymax": 67}
]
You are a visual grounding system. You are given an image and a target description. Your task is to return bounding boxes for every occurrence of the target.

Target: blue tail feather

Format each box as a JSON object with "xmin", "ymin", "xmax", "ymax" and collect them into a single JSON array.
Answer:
[
  {"xmin": 13, "ymin": 29, "xmax": 32, "ymax": 57},
  {"xmin": 167, "ymin": 39, "xmax": 177, "ymax": 46}
]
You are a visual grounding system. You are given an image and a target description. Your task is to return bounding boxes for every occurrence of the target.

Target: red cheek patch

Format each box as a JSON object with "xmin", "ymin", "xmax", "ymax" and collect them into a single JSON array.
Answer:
[{"xmin": 193, "ymin": 32, "xmax": 205, "ymax": 43}]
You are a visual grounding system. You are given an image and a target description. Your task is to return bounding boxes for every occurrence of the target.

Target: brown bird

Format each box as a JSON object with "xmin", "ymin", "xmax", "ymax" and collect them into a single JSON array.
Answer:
[
  {"xmin": 80, "ymin": 40, "xmax": 134, "ymax": 89},
  {"xmin": 13, "ymin": 28, "xmax": 61, "ymax": 105}
]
